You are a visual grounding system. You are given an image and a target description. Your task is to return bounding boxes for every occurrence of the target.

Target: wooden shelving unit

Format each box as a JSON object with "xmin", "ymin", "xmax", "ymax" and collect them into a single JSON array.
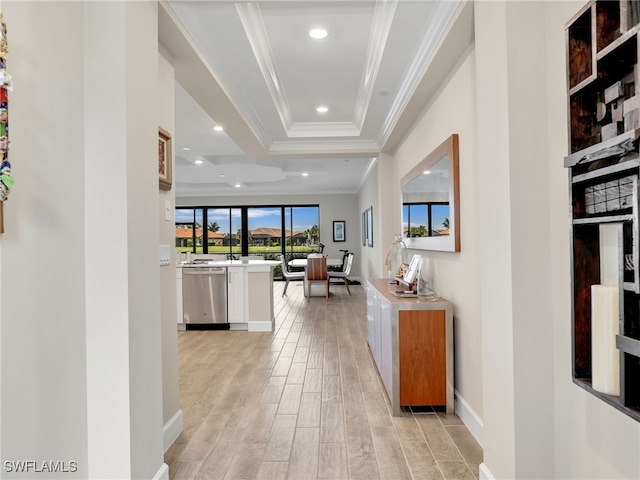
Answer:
[{"xmin": 566, "ymin": 0, "xmax": 640, "ymax": 422}]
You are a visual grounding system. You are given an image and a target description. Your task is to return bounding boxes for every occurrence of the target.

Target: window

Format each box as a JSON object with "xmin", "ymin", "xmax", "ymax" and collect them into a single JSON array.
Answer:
[
  {"xmin": 206, "ymin": 208, "xmax": 241, "ymax": 258},
  {"xmin": 403, "ymin": 202, "xmax": 450, "ymax": 238},
  {"xmin": 175, "ymin": 205, "xmax": 320, "ymax": 261}
]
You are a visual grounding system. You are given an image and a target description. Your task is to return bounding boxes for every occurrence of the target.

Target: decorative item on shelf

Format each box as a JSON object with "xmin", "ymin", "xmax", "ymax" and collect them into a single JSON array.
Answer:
[
  {"xmin": 591, "ymin": 223, "xmax": 621, "ymax": 396},
  {"xmin": 385, "ymin": 233, "xmax": 408, "ymax": 284},
  {"xmin": 0, "ymin": 11, "xmax": 12, "ymax": 234},
  {"xmin": 417, "ymin": 256, "xmax": 439, "ymax": 302}
]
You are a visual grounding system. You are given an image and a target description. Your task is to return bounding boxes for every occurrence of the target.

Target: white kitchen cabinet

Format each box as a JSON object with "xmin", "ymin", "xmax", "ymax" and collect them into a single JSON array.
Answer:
[
  {"xmin": 226, "ymin": 266, "xmax": 246, "ymax": 325},
  {"xmin": 366, "ymin": 279, "xmax": 454, "ymax": 415}
]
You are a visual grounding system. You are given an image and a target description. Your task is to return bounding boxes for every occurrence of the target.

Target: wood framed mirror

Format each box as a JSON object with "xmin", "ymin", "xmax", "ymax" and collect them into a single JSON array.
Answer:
[{"xmin": 401, "ymin": 134, "xmax": 460, "ymax": 252}]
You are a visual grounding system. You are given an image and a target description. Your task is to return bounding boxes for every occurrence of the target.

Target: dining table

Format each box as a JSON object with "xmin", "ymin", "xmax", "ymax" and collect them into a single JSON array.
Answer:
[{"xmin": 288, "ymin": 258, "xmax": 343, "ymax": 269}]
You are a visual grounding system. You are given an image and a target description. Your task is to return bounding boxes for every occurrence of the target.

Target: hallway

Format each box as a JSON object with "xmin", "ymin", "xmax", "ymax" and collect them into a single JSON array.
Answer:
[{"xmin": 165, "ymin": 281, "xmax": 482, "ymax": 479}]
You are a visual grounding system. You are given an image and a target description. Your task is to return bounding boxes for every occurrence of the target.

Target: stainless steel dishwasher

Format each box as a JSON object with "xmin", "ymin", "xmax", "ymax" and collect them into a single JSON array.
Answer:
[{"xmin": 182, "ymin": 266, "xmax": 228, "ymax": 329}]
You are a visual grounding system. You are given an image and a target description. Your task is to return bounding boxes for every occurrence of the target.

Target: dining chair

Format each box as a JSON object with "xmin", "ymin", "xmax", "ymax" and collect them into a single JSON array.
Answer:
[
  {"xmin": 280, "ymin": 254, "xmax": 304, "ymax": 296},
  {"xmin": 305, "ymin": 256, "xmax": 329, "ymax": 301},
  {"xmin": 328, "ymin": 252, "xmax": 354, "ymax": 295}
]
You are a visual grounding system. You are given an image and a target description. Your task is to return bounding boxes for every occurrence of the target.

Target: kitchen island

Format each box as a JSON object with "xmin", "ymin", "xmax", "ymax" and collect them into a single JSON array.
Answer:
[{"xmin": 177, "ymin": 259, "xmax": 279, "ymax": 332}]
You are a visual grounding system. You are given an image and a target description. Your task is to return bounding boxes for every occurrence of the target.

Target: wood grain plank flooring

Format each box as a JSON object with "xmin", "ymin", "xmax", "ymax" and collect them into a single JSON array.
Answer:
[{"xmin": 166, "ymin": 280, "xmax": 482, "ymax": 479}]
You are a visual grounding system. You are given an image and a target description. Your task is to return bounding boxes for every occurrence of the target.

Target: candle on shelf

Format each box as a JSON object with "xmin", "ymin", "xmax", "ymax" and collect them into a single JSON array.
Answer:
[{"xmin": 591, "ymin": 284, "xmax": 620, "ymax": 396}]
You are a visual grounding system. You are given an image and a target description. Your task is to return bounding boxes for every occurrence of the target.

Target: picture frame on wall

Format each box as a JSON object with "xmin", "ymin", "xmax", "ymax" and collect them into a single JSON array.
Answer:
[
  {"xmin": 159, "ymin": 127, "xmax": 172, "ymax": 191},
  {"xmin": 366, "ymin": 206, "xmax": 373, "ymax": 247},
  {"xmin": 362, "ymin": 206, "xmax": 373, "ymax": 247},
  {"xmin": 333, "ymin": 220, "xmax": 346, "ymax": 242}
]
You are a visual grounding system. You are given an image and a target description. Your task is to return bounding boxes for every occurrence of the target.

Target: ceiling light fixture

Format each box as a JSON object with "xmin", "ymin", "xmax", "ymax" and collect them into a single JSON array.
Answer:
[
  {"xmin": 302, "ymin": 172, "xmax": 309, "ymax": 177},
  {"xmin": 308, "ymin": 28, "xmax": 328, "ymax": 39},
  {"xmin": 213, "ymin": 125, "xmax": 223, "ymax": 132},
  {"xmin": 194, "ymin": 159, "xmax": 203, "ymax": 165},
  {"xmin": 182, "ymin": 146, "xmax": 191, "ymax": 151},
  {"xmin": 423, "ymin": 170, "xmax": 431, "ymax": 175},
  {"xmin": 316, "ymin": 106, "xmax": 329, "ymax": 113},
  {"xmin": 234, "ymin": 183, "xmax": 241, "ymax": 188}
]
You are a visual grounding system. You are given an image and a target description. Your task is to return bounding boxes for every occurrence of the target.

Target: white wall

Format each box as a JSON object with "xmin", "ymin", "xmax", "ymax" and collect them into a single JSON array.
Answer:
[
  {"xmin": 544, "ymin": 2, "xmax": 640, "ymax": 479},
  {"xmin": 178, "ymin": 193, "xmax": 363, "ymax": 279},
  {"xmin": 473, "ymin": 1, "xmax": 640, "ymax": 478},
  {"xmin": 158, "ymin": 51, "xmax": 181, "ymax": 448},
  {"xmin": 1, "ymin": 2, "xmax": 166, "ymax": 478},
  {"xmin": 1, "ymin": 2, "xmax": 89, "ymax": 477}
]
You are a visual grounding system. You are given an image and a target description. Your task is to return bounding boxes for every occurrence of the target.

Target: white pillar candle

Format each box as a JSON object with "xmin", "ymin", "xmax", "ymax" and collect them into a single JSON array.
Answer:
[{"xmin": 591, "ymin": 284, "xmax": 620, "ymax": 396}]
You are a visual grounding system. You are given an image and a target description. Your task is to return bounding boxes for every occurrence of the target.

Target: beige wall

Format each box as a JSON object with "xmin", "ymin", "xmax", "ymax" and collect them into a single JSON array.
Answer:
[{"xmin": 391, "ymin": 47, "xmax": 482, "ymax": 432}]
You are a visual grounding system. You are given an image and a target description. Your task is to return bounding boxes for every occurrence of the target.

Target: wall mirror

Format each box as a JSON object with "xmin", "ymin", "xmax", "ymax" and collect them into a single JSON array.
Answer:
[{"xmin": 401, "ymin": 134, "xmax": 460, "ymax": 252}]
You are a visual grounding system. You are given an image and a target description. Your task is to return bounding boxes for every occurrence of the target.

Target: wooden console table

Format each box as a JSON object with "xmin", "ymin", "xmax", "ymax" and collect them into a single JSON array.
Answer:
[{"xmin": 366, "ymin": 278, "xmax": 454, "ymax": 415}]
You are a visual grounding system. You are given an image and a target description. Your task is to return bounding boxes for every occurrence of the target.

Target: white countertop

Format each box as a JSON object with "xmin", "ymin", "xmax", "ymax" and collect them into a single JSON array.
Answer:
[{"xmin": 178, "ymin": 260, "xmax": 279, "ymax": 268}]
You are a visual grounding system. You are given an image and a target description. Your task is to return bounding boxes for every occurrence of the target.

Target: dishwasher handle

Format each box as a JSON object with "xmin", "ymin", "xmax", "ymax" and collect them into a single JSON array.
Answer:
[{"xmin": 182, "ymin": 268, "xmax": 226, "ymax": 275}]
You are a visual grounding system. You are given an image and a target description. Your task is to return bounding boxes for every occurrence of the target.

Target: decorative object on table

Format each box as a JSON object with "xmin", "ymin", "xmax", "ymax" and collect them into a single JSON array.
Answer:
[
  {"xmin": 417, "ymin": 256, "xmax": 439, "ymax": 301},
  {"xmin": 385, "ymin": 233, "xmax": 408, "ymax": 283},
  {"xmin": 333, "ymin": 220, "xmax": 345, "ymax": 242},
  {"xmin": 158, "ymin": 127, "xmax": 172, "ymax": 191},
  {"xmin": 0, "ymin": 11, "xmax": 13, "ymax": 234}
]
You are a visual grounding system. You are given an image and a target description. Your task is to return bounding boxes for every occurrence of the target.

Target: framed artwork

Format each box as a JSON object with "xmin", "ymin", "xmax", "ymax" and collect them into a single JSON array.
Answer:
[
  {"xmin": 362, "ymin": 206, "xmax": 373, "ymax": 247},
  {"xmin": 159, "ymin": 127, "xmax": 172, "ymax": 191},
  {"xmin": 367, "ymin": 206, "xmax": 373, "ymax": 247},
  {"xmin": 333, "ymin": 220, "xmax": 345, "ymax": 242},
  {"xmin": 362, "ymin": 210, "xmax": 367, "ymax": 246}
]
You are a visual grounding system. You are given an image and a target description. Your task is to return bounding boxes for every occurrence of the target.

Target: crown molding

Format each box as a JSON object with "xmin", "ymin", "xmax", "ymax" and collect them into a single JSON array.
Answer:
[{"xmin": 378, "ymin": 1, "xmax": 459, "ymax": 145}]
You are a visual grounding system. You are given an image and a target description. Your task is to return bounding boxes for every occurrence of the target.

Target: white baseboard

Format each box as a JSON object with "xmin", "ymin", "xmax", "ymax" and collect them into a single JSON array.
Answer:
[
  {"xmin": 479, "ymin": 463, "xmax": 495, "ymax": 480},
  {"xmin": 454, "ymin": 389, "xmax": 483, "ymax": 446},
  {"xmin": 163, "ymin": 409, "xmax": 183, "ymax": 453},
  {"xmin": 152, "ymin": 463, "xmax": 169, "ymax": 480}
]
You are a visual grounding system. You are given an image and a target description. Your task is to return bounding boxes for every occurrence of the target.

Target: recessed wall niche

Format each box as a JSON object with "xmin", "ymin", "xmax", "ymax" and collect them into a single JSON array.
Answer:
[{"xmin": 565, "ymin": 0, "xmax": 640, "ymax": 421}]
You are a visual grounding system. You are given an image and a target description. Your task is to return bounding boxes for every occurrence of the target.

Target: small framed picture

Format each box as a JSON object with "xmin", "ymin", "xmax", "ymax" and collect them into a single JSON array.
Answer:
[
  {"xmin": 333, "ymin": 220, "xmax": 346, "ymax": 242},
  {"xmin": 159, "ymin": 127, "xmax": 172, "ymax": 191}
]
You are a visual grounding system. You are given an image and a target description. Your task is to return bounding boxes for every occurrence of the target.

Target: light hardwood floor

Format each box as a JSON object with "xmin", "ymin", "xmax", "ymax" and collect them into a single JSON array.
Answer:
[{"xmin": 165, "ymin": 279, "xmax": 482, "ymax": 480}]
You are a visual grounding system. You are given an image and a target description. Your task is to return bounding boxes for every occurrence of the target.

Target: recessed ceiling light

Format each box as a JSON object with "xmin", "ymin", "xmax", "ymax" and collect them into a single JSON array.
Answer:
[
  {"xmin": 213, "ymin": 125, "xmax": 223, "ymax": 132},
  {"xmin": 194, "ymin": 159, "xmax": 203, "ymax": 165},
  {"xmin": 182, "ymin": 146, "xmax": 191, "ymax": 151},
  {"xmin": 234, "ymin": 183, "xmax": 241, "ymax": 188},
  {"xmin": 423, "ymin": 170, "xmax": 431, "ymax": 175},
  {"xmin": 309, "ymin": 28, "xmax": 328, "ymax": 39},
  {"xmin": 302, "ymin": 172, "xmax": 309, "ymax": 177},
  {"xmin": 219, "ymin": 174, "xmax": 225, "ymax": 178},
  {"xmin": 316, "ymin": 106, "xmax": 329, "ymax": 113}
]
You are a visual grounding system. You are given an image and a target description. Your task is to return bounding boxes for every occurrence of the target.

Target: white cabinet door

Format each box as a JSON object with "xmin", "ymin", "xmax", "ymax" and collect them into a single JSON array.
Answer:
[
  {"xmin": 366, "ymin": 287, "xmax": 376, "ymax": 353},
  {"xmin": 379, "ymin": 301, "xmax": 393, "ymax": 397},
  {"xmin": 227, "ymin": 267, "xmax": 246, "ymax": 324}
]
